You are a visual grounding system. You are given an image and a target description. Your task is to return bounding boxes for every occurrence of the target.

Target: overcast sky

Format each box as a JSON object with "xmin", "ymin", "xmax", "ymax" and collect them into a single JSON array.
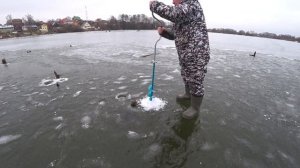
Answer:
[{"xmin": 0, "ymin": 0, "xmax": 299, "ymax": 36}]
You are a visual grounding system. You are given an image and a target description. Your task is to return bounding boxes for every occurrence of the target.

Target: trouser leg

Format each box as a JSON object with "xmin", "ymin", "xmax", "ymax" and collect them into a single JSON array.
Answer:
[
  {"xmin": 188, "ymin": 69, "xmax": 206, "ymax": 96},
  {"xmin": 176, "ymin": 66, "xmax": 191, "ymax": 101},
  {"xmin": 183, "ymin": 65, "xmax": 207, "ymax": 97},
  {"xmin": 180, "ymin": 66, "xmax": 188, "ymax": 87}
]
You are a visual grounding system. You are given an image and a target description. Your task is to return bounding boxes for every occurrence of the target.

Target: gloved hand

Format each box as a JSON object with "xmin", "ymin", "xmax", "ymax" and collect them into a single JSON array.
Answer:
[
  {"xmin": 149, "ymin": 0, "xmax": 157, "ymax": 6},
  {"xmin": 157, "ymin": 26, "xmax": 165, "ymax": 35}
]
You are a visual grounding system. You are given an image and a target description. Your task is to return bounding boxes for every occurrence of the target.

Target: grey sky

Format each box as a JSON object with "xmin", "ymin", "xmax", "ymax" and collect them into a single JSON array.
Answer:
[{"xmin": 0, "ymin": 0, "xmax": 299, "ymax": 36}]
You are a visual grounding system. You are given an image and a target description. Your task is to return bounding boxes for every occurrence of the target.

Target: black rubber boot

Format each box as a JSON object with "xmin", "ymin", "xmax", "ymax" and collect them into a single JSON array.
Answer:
[
  {"xmin": 182, "ymin": 95, "xmax": 203, "ymax": 119},
  {"xmin": 176, "ymin": 85, "xmax": 191, "ymax": 101}
]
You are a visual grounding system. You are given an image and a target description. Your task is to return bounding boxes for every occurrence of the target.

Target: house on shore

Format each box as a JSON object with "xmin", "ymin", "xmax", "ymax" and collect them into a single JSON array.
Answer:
[
  {"xmin": 0, "ymin": 25, "xmax": 14, "ymax": 33},
  {"xmin": 22, "ymin": 25, "xmax": 38, "ymax": 32},
  {"xmin": 12, "ymin": 19, "xmax": 24, "ymax": 32},
  {"xmin": 81, "ymin": 22, "xmax": 92, "ymax": 31},
  {"xmin": 40, "ymin": 24, "xmax": 48, "ymax": 33}
]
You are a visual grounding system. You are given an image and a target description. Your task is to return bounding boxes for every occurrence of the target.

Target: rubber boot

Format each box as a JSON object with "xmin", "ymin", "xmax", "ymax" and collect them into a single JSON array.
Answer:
[
  {"xmin": 182, "ymin": 95, "xmax": 203, "ymax": 119},
  {"xmin": 176, "ymin": 85, "xmax": 191, "ymax": 101}
]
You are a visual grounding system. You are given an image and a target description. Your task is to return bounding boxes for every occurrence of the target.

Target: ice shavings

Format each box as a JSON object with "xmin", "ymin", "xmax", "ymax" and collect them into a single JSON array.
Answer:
[
  {"xmin": 39, "ymin": 78, "xmax": 68, "ymax": 87},
  {"xmin": 113, "ymin": 81, "xmax": 122, "ymax": 84},
  {"xmin": 117, "ymin": 76, "xmax": 127, "ymax": 81},
  {"xmin": 160, "ymin": 74, "xmax": 174, "ymax": 80},
  {"xmin": 0, "ymin": 134, "xmax": 22, "ymax": 145},
  {"xmin": 53, "ymin": 116, "xmax": 63, "ymax": 121},
  {"xmin": 73, "ymin": 91, "xmax": 82, "ymax": 97},
  {"xmin": 81, "ymin": 116, "xmax": 91, "ymax": 129},
  {"xmin": 127, "ymin": 131, "xmax": 140, "ymax": 139},
  {"xmin": 55, "ymin": 123, "xmax": 64, "ymax": 130},
  {"xmin": 141, "ymin": 79, "xmax": 152, "ymax": 85},
  {"xmin": 127, "ymin": 131, "xmax": 149, "ymax": 140},
  {"xmin": 172, "ymin": 69, "xmax": 180, "ymax": 73},
  {"xmin": 118, "ymin": 86, "xmax": 128, "ymax": 90},
  {"xmin": 139, "ymin": 96, "xmax": 167, "ymax": 111}
]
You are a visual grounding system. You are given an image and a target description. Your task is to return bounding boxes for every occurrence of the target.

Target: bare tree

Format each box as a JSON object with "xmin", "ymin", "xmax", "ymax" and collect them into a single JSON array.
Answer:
[
  {"xmin": 6, "ymin": 14, "xmax": 13, "ymax": 25},
  {"xmin": 23, "ymin": 14, "xmax": 36, "ymax": 25}
]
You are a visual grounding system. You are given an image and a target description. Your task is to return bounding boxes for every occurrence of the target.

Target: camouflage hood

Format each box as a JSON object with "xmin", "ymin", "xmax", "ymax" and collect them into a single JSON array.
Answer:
[
  {"xmin": 181, "ymin": 0, "xmax": 198, "ymax": 5},
  {"xmin": 182, "ymin": 0, "xmax": 198, "ymax": 2}
]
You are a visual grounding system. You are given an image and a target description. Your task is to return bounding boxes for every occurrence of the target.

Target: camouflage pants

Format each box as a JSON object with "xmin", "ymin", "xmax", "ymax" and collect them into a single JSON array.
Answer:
[
  {"xmin": 180, "ymin": 65, "xmax": 207, "ymax": 96},
  {"xmin": 179, "ymin": 51, "xmax": 209, "ymax": 97}
]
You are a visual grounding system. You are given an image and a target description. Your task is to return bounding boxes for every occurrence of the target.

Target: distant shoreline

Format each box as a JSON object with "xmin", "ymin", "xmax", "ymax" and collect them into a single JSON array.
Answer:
[
  {"xmin": 208, "ymin": 28, "xmax": 300, "ymax": 43},
  {"xmin": 1, "ymin": 29, "xmax": 299, "ymax": 43}
]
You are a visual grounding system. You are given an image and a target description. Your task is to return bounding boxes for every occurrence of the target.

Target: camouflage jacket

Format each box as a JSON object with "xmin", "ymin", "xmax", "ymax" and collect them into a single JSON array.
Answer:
[{"xmin": 150, "ymin": 0, "xmax": 210, "ymax": 67}]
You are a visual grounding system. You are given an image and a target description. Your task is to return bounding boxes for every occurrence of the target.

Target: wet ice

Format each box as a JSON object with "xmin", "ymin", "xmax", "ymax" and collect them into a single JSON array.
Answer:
[
  {"xmin": 81, "ymin": 116, "xmax": 91, "ymax": 129},
  {"xmin": 1, "ymin": 31, "xmax": 300, "ymax": 168}
]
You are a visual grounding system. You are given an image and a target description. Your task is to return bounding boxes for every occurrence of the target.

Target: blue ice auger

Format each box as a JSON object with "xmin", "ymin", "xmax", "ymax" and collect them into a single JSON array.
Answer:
[{"xmin": 148, "ymin": 12, "xmax": 162, "ymax": 101}]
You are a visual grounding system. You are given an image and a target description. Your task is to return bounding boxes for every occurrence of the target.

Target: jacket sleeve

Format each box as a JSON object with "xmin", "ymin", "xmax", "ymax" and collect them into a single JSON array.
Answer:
[
  {"xmin": 160, "ymin": 28, "xmax": 175, "ymax": 40},
  {"xmin": 150, "ymin": 1, "xmax": 190, "ymax": 23}
]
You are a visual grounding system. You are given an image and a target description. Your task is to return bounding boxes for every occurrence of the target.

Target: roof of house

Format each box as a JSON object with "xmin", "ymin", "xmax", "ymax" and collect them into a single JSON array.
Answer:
[
  {"xmin": 22, "ymin": 25, "xmax": 38, "ymax": 28},
  {"xmin": 0, "ymin": 25, "xmax": 14, "ymax": 29}
]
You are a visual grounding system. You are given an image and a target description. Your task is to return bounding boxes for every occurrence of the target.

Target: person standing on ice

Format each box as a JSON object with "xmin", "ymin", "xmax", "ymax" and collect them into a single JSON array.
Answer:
[{"xmin": 150, "ymin": 0, "xmax": 210, "ymax": 119}]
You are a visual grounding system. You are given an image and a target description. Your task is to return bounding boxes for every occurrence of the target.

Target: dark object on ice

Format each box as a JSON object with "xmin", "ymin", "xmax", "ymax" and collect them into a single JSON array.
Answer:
[
  {"xmin": 26, "ymin": 50, "xmax": 31, "ymax": 53},
  {"xmin": 140, "ymin": 53, "xmax": 160, "ymax": 58},
  {"xmin": 44, "ymin": 80, "xmax": 52, "ymax": 85},
  {"xmin": 2, "ymin": 58, "xmax": 7, "ymax": 65},
  {"xmin": 70, "ymin": 44, "xmax": 72, "ymax": 47},
  {"xmin": 140, "ymin": 53, "xmax": 153, "ymax": 58},
  {"xmin": 54, "ymin": 70, "xmax": 60, "ymax": 88},
  {"xmin": 54, "ymin": 70, "xmax": 60, "ymax": 79},
  {"xmin": 250, "ymin": 51, "xmax": 256, "ymax": 57},
  {"xmin": 130, "ymin": 100, "xmax": 138, "ymax": 107}
]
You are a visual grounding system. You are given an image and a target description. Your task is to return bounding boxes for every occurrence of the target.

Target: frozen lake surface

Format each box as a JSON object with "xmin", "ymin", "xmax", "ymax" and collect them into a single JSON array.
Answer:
[{"xmin": 0, "ymin": 31, "xmax": 300, "ymax": 168}]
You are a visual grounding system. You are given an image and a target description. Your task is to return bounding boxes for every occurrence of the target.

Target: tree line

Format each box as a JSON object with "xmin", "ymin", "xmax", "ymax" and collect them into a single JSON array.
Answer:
[
  {"xmin": 208, "ymin": 28, "xmax": 300, "ymax": 43},
  {"xmin": 3, "ymin": 14, "xmax": 166, "ymax": 31},
  {"xmin": 105, "ymin": 14, "xmax": 166, "ymax": 30},
  {"xmin": 1, "ymin": 14, "xmax": 300, "ymax": 43}
]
